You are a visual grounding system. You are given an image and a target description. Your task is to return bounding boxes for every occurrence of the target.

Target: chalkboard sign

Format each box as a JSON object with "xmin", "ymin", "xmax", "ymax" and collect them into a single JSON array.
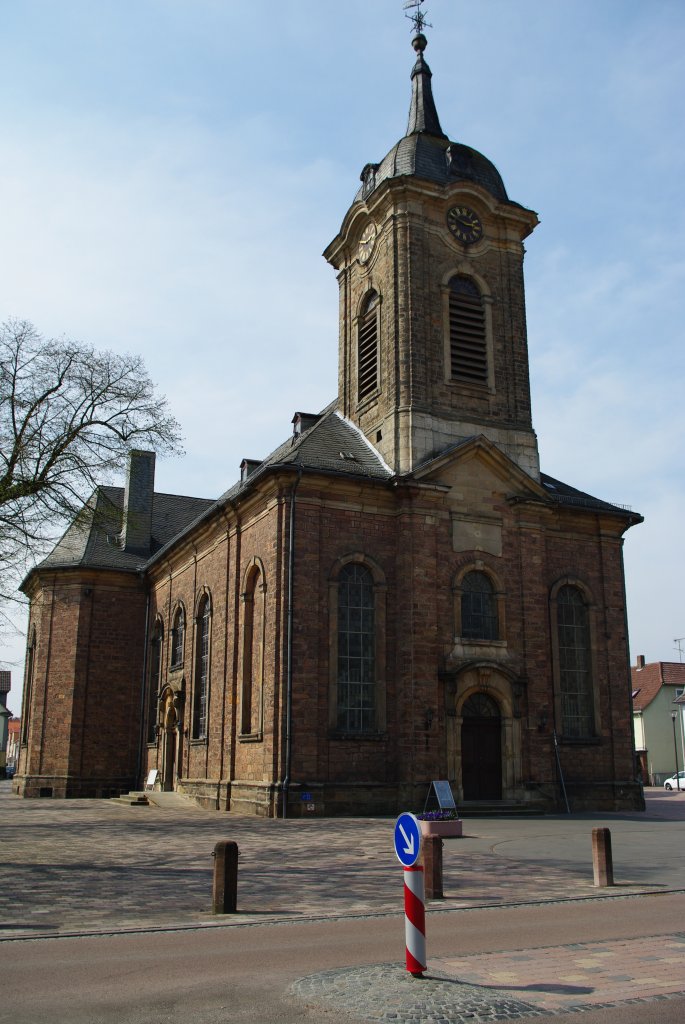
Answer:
[
  {"xmin": 423, "ymin": 779, "xmax": 457, "ymax": 813},
  {"xmin": 145, "ymin": 769, "xmax": 159, "ymax": 791}
]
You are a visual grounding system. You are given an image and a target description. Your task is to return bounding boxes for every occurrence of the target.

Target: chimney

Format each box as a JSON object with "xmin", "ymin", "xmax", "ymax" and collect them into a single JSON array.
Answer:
[
  {"xmin": 122, "ymin": 450, "xmax": 156, "ymax": 554},
  {"xmin": 636, "ymin": 655, "xmax": 645, "ymax": 670}
]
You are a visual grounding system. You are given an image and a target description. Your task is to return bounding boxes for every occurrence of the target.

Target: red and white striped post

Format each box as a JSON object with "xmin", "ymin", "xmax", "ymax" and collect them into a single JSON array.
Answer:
[{"xmin": 403, "ymin": 864, "xmax": 427, "ymax": 976}]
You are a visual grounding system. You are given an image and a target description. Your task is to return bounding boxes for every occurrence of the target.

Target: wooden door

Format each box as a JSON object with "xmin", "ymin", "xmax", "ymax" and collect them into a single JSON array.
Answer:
[{"xmin": 461, "ymin": 693, "xmax": 502, "ymax": 800}]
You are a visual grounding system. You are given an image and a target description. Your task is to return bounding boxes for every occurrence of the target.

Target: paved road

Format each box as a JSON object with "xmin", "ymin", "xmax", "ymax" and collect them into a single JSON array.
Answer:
[{"xmin": 2, "ymin": 783, "xmax": 685, "ymax": 1022}]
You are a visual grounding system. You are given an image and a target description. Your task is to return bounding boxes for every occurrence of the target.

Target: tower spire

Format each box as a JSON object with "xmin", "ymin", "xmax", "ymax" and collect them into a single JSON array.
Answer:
[{"xmin": 403, "ymin": 2, "xmax": 446, "ymax": 139}]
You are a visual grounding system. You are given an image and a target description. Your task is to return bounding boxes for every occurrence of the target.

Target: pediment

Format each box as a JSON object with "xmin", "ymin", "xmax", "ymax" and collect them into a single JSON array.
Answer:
[
  {"xmin": 412, "ymin": 434, "xmax": 548, "ymax": 502},
  {"xmin": 410, "ymin": 436, "xmax": 548, "ymax": 557}
]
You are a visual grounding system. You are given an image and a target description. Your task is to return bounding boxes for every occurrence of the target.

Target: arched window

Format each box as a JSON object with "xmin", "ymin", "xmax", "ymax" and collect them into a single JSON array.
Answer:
[
  {"xmin": 147, "ymin": 622, "xmax": 163, "ymax": 743},
  {"xmin": 461, "ymin": 571, "xmax": 498, "ymax": 640},
  {"xmin": 241, "ymin": 564, "xmax": 266, "ymax": 738},
  {"xmin": 192, "ymin": 595, "xmax": 211, "ymax": 740},
  {"xmin": 170, "ymin": 606, "xmax": 185, "ymax": 668},
  {"xmin": 357, "ymin": 291, "xmax": 380, "ymax": 402},
  {"xmin": 448, "ymin": 276, "xmax": 487, "ymax": 385},
  {"xmin": 21, "ymin": 631, "xmax": 36, "ymax": 746},
  {"xmin": 337, "ymin": 563, "xmax": 376, "ymax": 733},
  {"xmin": 555, "ymin": 585, "xmax": 594, "ymax": 738}
]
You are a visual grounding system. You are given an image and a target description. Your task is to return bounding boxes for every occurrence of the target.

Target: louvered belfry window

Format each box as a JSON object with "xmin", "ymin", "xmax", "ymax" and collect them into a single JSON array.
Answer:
[
  {"xmin": 357, "ymin": 291, "xmax": 379, "ymax": 401},
  {"xmin": 448, "ymin": 276, "xmax": 487, "ymax": 384}
]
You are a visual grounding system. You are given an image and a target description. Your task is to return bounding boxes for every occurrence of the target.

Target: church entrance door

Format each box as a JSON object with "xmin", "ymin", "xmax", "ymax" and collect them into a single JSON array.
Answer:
[
  {"xmin": 163, "ymin": 729, "xmax": 176, "ymax": 791},
  {"xmin": 162, "ymin": 698, "xmax": 178, "ymax": 792},
  {"xmin": 461, "ymin": 692, "xmax": 502, "ymax": 800}
]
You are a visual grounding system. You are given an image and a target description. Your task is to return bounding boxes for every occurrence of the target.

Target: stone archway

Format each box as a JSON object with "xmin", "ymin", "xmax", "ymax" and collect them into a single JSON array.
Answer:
[
  {"xmin": 446, "ymin": 665, "xmax": 523, "ymax": 803},
  {"xmin": 162, "ymin": 692, "xmax": 179, "ymax": 792}
]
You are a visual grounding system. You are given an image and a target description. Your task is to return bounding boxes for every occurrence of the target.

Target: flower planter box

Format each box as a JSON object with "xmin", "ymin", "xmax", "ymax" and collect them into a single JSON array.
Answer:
[{"xmin": 419, "ymin": 818, "xmax": 462, "ymax": 838}]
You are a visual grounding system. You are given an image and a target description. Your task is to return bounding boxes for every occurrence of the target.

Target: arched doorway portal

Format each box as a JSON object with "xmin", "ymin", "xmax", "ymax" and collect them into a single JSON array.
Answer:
[
  {"xmin": 162, "ymin": 695, "xmax": 179, "ymax": 792},
  {"xmin": 461, "ymin": 692, "xmax": 502, "ymax": 800}
]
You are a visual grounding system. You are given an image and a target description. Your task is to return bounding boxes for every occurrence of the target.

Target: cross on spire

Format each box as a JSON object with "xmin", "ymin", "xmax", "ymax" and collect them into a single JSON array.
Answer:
[{"xmin": 403, "ymin": 0, "xmax": 433, "ymax": 37}]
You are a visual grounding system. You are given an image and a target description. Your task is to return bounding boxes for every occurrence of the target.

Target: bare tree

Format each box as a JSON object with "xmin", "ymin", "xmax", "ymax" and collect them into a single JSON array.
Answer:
[{"xmin": 0, "ymin": 318, "xmax": 183, "ymax": 618}]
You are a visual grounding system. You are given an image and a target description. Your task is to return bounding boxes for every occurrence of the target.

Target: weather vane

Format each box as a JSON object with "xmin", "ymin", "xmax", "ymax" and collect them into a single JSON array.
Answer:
[{"xmin": 403, "ymin": 0, "xmax": 433, "ymax": 36}]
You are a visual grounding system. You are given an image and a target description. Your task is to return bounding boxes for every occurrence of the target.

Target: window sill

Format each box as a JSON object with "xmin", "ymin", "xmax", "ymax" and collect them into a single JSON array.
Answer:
[
  {"xmin": 356, "ymin": 391, "xmax": 381, "ymax": 414},
  {"xmin": 169, "ymin": 664, "xmax": 184, "ymax": 673},
  {"xmin": 189, "ymin": 737, "xmax": 208, "ymax": 746},
  {"xmin": 238, "ymin": 732, "xmax": 263, "ymax": 744},
  {"xmin": 446, "ymin": 379, "xmax": 494, "ymax": 397},
  {"xmin": 328, "ymin": 731, "xmax": 387, "ymax": 742},
  {"xmin": 454, "ymin": 637, "xmax": 507, "ymax": 647},
  {"xmin": 557, "ymin": 735, "xmax": 602, "ymax": 746}
]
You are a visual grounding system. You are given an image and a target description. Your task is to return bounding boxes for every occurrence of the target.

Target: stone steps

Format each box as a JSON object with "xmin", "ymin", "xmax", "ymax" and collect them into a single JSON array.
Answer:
[{"xmin": 459, "ymin": 801, "xmax": 546, "ymax": 817}]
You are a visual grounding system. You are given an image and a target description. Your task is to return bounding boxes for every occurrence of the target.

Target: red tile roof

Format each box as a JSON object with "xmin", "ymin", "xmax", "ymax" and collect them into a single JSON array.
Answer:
[{"xmin": 631, "ymin": 661, "xmax": 685, "ymax": 711}]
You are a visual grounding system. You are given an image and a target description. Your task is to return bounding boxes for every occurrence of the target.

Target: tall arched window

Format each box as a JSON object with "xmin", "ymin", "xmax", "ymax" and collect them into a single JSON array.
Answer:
[
  {"xmin": 147, "ymin": 622, "xmax": 163, "ymax": 743},
  {"xmin": 448, "ymin": 276, "xmax": 487, "ymax": 385},
  {"xmin": 192, "ymin": 595, "xmax": 211, "ymax": 740},
  {"xmin": 556, "ymin": 585, "xmax": 594, "ymax": 738},
  {"xmin": 461, "ymin": 571, "xmax": 498, "ymax": 640},
  {"xmin": 21, "ymin": 631, "xmax": 36, "ymax": 746},
  {"xmin": 241, "ymin": 564, "xmax": 265, "ymax": 738},
  {"xmin": 170, "ymin": 606, "xmax": 185, "ymax": 668},
  {"xmin": 337, "ymin": 563, "xmax": 376, "ymax": 733},
  {"xmin": 357, "ymin": 290, "xmax": 380, "ymax": 402}
]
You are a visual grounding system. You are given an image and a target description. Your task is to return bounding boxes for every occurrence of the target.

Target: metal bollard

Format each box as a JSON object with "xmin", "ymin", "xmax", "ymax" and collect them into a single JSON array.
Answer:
[
  {"xmin": 212, "ymin": 840, "xmax": 238, "ymax": 913},
  {"xmin": 592, "ymin": 827, "xmax": 614, "ymax": 887},
  {"xmin": 423, "ymin": 835, "xmax": 444, "ymax": 899}
]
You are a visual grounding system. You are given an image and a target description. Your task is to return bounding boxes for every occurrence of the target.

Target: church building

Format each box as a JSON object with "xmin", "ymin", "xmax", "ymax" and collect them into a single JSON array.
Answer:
[{"xmin": 15, "ymin": 23, "xmax": 644, "ymax": 815}]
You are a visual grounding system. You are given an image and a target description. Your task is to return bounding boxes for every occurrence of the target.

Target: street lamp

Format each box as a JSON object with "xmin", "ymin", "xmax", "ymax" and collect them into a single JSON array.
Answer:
[{"xmin": 671, "ymin": 711, "xmax": 681, "ymax": 790}]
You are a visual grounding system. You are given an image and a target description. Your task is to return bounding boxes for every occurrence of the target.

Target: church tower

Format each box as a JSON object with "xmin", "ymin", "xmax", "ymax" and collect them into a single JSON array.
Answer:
[{"xmin": 325, "ymin": 27, "xmax": 541, "ymax": 479}]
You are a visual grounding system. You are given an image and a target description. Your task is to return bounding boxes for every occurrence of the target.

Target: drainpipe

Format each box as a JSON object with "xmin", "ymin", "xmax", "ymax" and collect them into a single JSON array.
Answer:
[
  {"xmin": 136, "ymin": 578, "xmax": 151, "ymax": 789},
  {"xmin": 282, "ymin": 464, "xmax": 303, "ymax": 818}
]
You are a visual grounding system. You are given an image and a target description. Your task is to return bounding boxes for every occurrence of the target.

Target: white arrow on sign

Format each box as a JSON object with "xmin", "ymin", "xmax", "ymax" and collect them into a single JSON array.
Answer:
[{"xmin": 398, "ymin": 821, "xmax": 416, "ymax": 857}]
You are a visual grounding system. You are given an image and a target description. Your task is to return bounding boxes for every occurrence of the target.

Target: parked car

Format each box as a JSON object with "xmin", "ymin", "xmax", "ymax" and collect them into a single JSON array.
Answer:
[{"xmin": 663, "ymin": 770, "xmax": 685, "ymax": 791}]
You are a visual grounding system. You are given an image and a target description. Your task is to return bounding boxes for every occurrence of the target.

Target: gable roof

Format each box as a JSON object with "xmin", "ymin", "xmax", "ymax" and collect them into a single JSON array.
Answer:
[
  {"xmin": 631, "ymin": 661, "xmax": 685, "ymax": 711},
  {"xmin": 27, "ymin": 400, "xmax": 640, "ymax": 583}
]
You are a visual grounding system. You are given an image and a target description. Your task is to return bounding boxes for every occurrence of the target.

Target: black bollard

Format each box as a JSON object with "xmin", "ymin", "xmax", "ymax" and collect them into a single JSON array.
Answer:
[{"xmin": 212, "ymin": 840, "xmax": 238, "ymax": 913}]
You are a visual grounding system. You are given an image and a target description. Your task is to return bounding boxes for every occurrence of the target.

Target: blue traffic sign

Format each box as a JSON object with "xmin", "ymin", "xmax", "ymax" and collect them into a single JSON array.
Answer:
[{"xmin": 394, "ymin": 812, "xmax": 422, "ymax": 867}]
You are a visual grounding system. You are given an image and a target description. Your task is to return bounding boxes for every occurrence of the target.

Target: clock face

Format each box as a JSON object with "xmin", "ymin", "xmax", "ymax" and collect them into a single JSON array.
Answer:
[
  {"xmin": 358, "ymin": 222, "xmax": 377, "ymax": 264},
  {"xmin": 447, "ymin": 206, "xmax": 483, "ymax": 245}
]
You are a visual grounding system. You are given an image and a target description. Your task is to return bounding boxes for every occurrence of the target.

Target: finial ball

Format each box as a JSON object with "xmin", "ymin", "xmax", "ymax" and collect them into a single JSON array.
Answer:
[{"xmin": 412, "ymin": 32, "xmax": 427, "ymax": 53}]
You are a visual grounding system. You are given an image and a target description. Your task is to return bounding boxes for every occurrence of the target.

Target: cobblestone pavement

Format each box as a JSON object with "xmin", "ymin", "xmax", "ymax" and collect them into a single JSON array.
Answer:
[
  {"xmin": 2, "ymin": 784, "xmax": 684, "ymax": 940},
  {"xmin": 4, "ymin": 783, "xmax": 685, "ymax": 1021},
  {"xmin": 292, "ymin": 946, "xmax": 685, "ymax": 1023}
]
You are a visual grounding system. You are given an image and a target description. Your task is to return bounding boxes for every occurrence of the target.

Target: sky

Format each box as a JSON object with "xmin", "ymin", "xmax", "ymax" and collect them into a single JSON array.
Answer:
[{"xmin": 1, "ymin": 0, "xmax": 684, "ymax": 707}]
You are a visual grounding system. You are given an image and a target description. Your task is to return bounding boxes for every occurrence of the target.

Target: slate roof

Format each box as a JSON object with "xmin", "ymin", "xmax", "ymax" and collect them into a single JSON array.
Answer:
[
  {"xmin": 217, "ymin": 404, "xmax": 392, "ymax": 506},
  {"xmin": 31, "ymin": 402, "xmax": 639, "ymax": 579},
  {"xmin": 354, "ymin": 45, "xmax": 510, "ymax": 206},
  {"xmin": 540, "ymin": 474, "xmax": 638, "ymax": 518},
  {"xmin": 631, "ymin": 662, "xmax": 685, "ymax": 712},
  {"xmin": 37, "ymin": 487, "xmax": 214, "ymax": 574}
]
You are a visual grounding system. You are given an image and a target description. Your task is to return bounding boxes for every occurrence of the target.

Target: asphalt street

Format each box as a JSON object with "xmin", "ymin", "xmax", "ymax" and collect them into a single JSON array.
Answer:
[{"xmin": 2, "ymin": 783, "xmax": 685, "ymax": 1023}]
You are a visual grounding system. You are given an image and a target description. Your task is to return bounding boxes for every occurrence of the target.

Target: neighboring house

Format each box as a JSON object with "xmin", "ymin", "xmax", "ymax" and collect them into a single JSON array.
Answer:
[
  {"xmin": 5, "ymin": 718, "xmax": 20, "ymax": 768},
  {"xmin": 14, "ymin": 26, "xmax": 644, "ymax": 815},
  {"xmin": 632, "ymin": 657, "xmax": 685, "ymax": 785}
]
